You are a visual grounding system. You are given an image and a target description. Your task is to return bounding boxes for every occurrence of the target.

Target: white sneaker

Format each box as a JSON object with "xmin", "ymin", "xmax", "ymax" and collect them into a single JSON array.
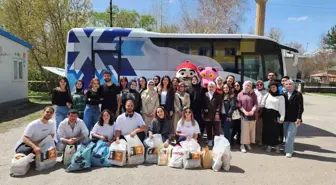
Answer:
[
  {"xmin": 275, "ymin": 146, "xmax": 281, "ymax": 154},
  {"xmin": 246, "ymin": 144, "xmax": 252, "ymax": 150},
  {"xmin": 286, "ymin": 153, "xmax": 292, "ymax": 158},
  {"xmin": 240, "ymin": 145, "xmax": 246, "ymax": 153},
  {"xmin": 208, "ymin": 140, "xmax": 213, "ymax": 147},
  {"xmin": 266, "ymin": 146, "xmax": 272, "ymax": 152}
]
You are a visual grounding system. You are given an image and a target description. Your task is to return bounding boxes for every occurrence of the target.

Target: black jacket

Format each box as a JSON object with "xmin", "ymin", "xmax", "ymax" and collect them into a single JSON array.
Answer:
[
  {"xmin": 148, "ymin": 118, "xmax": 174, "ymax": 141},
  {"xmin": 188, "ymin": 83, "xmax": 204, "ymax": 112},
  {"xmin": 283, "ymin": 90, "xmax": 304, "ymax": 122},
  {"xmin": 221, "ymin": 95, "xmax": 236, "ymax": 118},
  {"xmin": 158, "ymin": 88, "xmax": 175, "ymax": 113}
]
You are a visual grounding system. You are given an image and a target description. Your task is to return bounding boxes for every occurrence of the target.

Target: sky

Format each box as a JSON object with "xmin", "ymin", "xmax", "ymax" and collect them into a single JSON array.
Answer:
[{"xmin": 92, "ymin": 0, "xmax": 336, "ymax": 53}]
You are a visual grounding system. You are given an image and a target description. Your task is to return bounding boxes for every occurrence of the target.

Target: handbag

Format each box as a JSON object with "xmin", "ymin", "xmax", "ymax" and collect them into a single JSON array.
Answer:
[{"xmin": 232, "ymin": 110, "xmax": 241, "ymax": 120}]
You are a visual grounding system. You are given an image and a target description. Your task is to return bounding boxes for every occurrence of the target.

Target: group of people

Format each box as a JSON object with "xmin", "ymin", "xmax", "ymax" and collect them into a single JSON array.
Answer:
[{"xmin": 14, "ymin": 70, "xmax": 304, "ymax": 161}]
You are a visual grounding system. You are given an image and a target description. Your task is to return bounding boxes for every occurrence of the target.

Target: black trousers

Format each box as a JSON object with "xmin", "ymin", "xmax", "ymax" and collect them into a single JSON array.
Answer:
[{"xmin": 231, "ymin": 119, "xmax": 241, "ymax": 145}]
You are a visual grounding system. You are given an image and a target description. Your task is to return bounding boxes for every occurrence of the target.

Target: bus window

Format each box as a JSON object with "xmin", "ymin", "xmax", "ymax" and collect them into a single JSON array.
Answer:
[
  {"xmin": 224, "ymin": 48, "xmax": 237, "ymax": 56},
  {"xmin": 264, "ymin": 54, "xmax": 282, "ymax": 79},
  {"xmin": 198, "ymin": 47, "xmax": 211, "ymax": 56},
  {"xmin": 241, "ymin": 55, "xmax": 263, "ymax": 82}
]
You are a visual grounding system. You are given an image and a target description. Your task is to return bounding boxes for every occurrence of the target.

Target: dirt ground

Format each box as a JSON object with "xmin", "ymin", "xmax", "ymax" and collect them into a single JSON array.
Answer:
[{"xmin": 0, "ymin": 95, "xmax": 335, "ymax": 185}]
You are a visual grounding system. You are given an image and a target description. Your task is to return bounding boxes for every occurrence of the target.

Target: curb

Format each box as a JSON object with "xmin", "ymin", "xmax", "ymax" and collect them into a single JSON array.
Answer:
[{"xmin": 305, "ymin": 93, "xmax": 336, "ymax": 99}]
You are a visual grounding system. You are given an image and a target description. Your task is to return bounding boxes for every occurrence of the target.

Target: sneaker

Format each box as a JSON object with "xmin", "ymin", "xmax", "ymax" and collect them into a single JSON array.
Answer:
[
  {"xmin": 208, "ymin": 140, "xmax": 213, "ymax": 147},
  {"xmin": 266, "ymin": 146, "xmax": 272, "ymax": 152},
  {"xmin": 286, "ymin": 153, "xmax": 292, "ymax": 158},
  {"xmin": 240, "ymin": 145, "xmax": 246, "ymax": 153},
  {"xmin": 275, "ymin": 146, "xmax": 281, "ymax": 154},
  {"xmin": 246, "ymin": 144, "xmax": 252, "ymax": 150}
]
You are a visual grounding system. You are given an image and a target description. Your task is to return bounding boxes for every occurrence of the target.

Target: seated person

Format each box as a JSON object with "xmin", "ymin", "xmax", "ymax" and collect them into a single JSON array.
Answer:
[
  {"xmin": 114, "ymin": 99, "xmax": 147, "ymax": 143},
  {"xmin": 148, "ymin": 106, "xmax": 174, "ymax": 148},
  {"xmin": 176, "ymin": 107, "xmax": 201, "ymax": 144},
  {"xmin": 15, "ymin": 106, "xmax": 56, "ymax": 155},
  {"xmin": 90, "ymin": 109, "xmax": 115, "ymax": 146},
  {"xmin": 57, "ymin": 109, "xmax": 90, "ymax": 152}
]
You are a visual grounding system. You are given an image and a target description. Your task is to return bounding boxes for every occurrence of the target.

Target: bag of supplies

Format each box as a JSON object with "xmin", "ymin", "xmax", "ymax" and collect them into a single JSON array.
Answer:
[
  {"xmin": 201, "ymin": 147, "xmax": 213, "ymax": 169},
  {"xmin": 157, "ymin": 145, "xmax": 173, "ymax": 166},
  {"xmin": 144, "ymin": 134, "xmax": 163, "ymax": 164},
  {"xmin": 10, "ymin": 153, "xmax": 35, "ymax": 176},
  {"xmin": 91, "ymin": 140, "xmax": 113, "ymax": 167},
  {"xmin": 212, "ymin": 136, "xmax": 231, "ymax": 172},
  {"xmin": 168, "ymin": 145, "xmax": 185, "ymax": 168},
  {"xmin": 125, "ymin": 135, "xmax": 145, "ymax": 165},
  {"xmin": 66, "ymin": 142, "xmax": 95, "ymax": 172},
  {"xmin": 35, "ymin": 135, "xmax": 57, "ymax": 171},
  {"xmin": 180, "ymin": 139, "xmax": 201, "ymax": 169},
  {"xmin": 63, "ymin": 145, "xmax": 76, "ymax": 167},
  {"xmin": 108, "ymin": 139, "xmax": 128, "ymax": 166}
]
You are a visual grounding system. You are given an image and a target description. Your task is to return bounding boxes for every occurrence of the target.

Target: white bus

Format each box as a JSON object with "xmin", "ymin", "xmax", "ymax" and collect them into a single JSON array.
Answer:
[{"xmin": 57, "ymin": 27, "xmax": 298, "ymax": 90}]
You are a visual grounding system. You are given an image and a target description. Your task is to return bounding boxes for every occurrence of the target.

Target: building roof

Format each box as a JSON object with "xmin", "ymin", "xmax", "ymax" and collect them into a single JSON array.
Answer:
[
  {"xmin": 329, "ymin": 66, "xmax": 336, "ymax": 71},
  {"xmin": 0, "ymin": 28, "xmax": 32, "ymax": 49}
]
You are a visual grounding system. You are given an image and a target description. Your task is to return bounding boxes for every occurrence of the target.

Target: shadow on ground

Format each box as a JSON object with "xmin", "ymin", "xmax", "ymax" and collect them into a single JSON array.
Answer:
[
  {"xmin": 0, "ymin": 100, "xmax": 50, "ymax": 123},
  {"xmin": 296, "ymin": 123, "xmax": 336, "ymax": 137}
]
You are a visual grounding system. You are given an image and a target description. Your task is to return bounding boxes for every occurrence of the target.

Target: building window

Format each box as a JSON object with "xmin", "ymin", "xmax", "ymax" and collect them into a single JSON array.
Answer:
[
  {"xmin": 14, "ymin": 60, "xmax": 23, "ymax": 80},
  {"xmin": 224, "ymin": 48, "xmax": 237, "ymax": 56},
  {"xmin": 198, "ymin": 47, "xmax": 210, "ymax": 56}
]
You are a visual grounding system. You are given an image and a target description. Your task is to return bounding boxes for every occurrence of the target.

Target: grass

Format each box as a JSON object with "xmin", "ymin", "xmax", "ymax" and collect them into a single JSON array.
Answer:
[
  {"xmin": 28, "ymin": 90, "xmax": 50, "ymax": 97},
  {"xmin": 310, "ymin": 93, "xmax": 336, "ymax": 97}
]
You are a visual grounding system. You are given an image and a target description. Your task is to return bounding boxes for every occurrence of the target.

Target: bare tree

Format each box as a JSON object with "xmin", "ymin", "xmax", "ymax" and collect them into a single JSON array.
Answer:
[
  {"xmin": 286, "ymin": 42, "xmax": 306, "ymax": 54},
  {"xmin": 313, "ymin": 49, "xmax": 336, "ymax": 78},
  {"xmin": 160, "ymin": 24, "xmax": 180, "ymax": 33},
  {"xmin": 180, "ymin": 0, "xmax": 248, "ymax": 34},
  {"xmin": 151, "ymin": 0, "xmax": 167, "ymax": 31},
  {"xmin": 267, "ymin": 27, "xmax": 283, "ymax": 42}
]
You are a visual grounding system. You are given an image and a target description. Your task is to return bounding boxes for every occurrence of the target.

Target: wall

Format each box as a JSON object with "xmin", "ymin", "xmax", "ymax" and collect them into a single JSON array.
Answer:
[
  {"xmin": 0, "ymin": 35, "xmax": 29, "ymax": 104},
  {"xmin": 284, "ymin": 56, "xmax": 306, "ymax": 79}
]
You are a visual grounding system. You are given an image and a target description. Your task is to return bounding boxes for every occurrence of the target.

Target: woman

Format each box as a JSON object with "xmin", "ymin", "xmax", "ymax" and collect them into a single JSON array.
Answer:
[
  {"xmin": 215, "ymin": 76, "xmax": 224, "ymax": 95},
  {"xmin": 283, "ymin": 79, "xmax": 304, "ymax": 158},
  {"xmin": 84, "ymin": 78, "xmax": 102, "ymax": 131},
  {"xmin": 72, "ymin": 80, "xmax": 85, "ymax": 119},
  {"xmin": 129, "ymin": 80, "xmax": 141, "ymax": 113},
  {"xmin": 171, "ymin": 77, "xmax": 180, "ymax": 92},
  {"xmin": 176, "ymin": 107, "xmax": 201, "ymax": 143},
  {"xmin": 237, "ymin": 81, "xmax": 258, "ymax": 153},
  {"xmin": 52, "ymin": 77, "xmax": 72, "ymax": 129},
  {"xmin": 202, "ymin": 82, "xmax": 222, "ymax": 147},
  {"xmin": 158, "ymin": 76, "xmax": 175, "ymax": 118},
  {"xmin": 173, "ymin": 82, "xmax": 190, "ymax": 131},
  {"xmin": 119, "ymin": 77, "xmax": 130, "ymax": 113},
  {"xmin": 141, "ymin": 80, "xmax": 160, "ymax": 126},
  {"xmin": 254, "ymin": 80, "xmax": 268, "ymax": 145},
  {"xmin": 261, "ymin": 82, "xmax": 285, "ymax": 153},
  {"xmin": 231, "ymin": 81, "xmax": 242, "ymax": 145},
  {"xmin": 148, "ymin": 106, "xmax": 174, "ymax": 148},
  {"xmin": 138, "ymin": 76, "xmax": 147, "ymax": 95},
  {"xmin": 153, "ymin": 75, "xmax": 161, "ymax": 87},
  {"xmin": 91, "ymin": 109, "xmax": 115, "ymax": 146},
  {"xmin": 188, "ymin": 76, "xmax": 205, "ymax": 136},
  {"xmin": 225, "ymin": 75, "xmax": 236, "ymax": 91},
  {"xmin": 221, "ymin": 84, "xmax": 236, "ymax": 143}
]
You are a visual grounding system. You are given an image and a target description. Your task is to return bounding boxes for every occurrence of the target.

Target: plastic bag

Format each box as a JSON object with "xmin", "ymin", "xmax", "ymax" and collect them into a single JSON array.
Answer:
[
  {"xmin": 63, "ymin": 145, "xmax": 76, "ymax": 167},
  {"xmin": 125, "ymin": 135, "xmax": 145, "ymax": 165},
  {"xmin": 157, "ymin": 145, "xmax": 173, "ymax": 166},
  {"xmin": 168, "ymin": 145, "xmax": 185, "ymax": 168},
  {"xmin": 10, "ymin": 153, "xmax": 35, "ymax": 176},
  {"xmin": 143, "ymin": 134, "xmax": 163, "ymax": 148},
  {"xmin": 180, "ymin": 139, "xmax": 201, "ymax": 169},
  {"xmin": 212, "ymin": 136, "xmax": 231, "ymax": 172},
  {"xmin": 91, "ymin": 140, "xmax": 113, "ymax": 167},
  {"xmin": 66, "ymin": 142, "xmax": 95, "ymax": 172},
  {"xmin": 35, "ymin": 135, "xmax": 57, "ymax": 171},
  {"xmin": 201, "ymin": 147, "xmax": 213, "ymax": 169},
  {"xmin": 108, "ymin": 139, "xmax": 127, "ymax": 166},
  {"xmin": 144, "ymin": 134, "xmax": 163, "ymax": 164}
]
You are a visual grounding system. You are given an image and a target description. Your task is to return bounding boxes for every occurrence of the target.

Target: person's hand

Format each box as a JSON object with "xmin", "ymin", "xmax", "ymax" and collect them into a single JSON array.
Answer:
[
  {"xmin": 68, "ymin": 138, "xmax": 76, "ymax": 145},
  {"xmin": 101, "ymin": 136, "xmax": 107, "ymax": 141},
  {"xmin": 170, "ymin": 111, "xmax": 173, "ymax": 117},
  {"xmin": 130, "ymin": 131, "xmax": 136, "ymax": 138},
  {"xmin": 279, "ymin": 120, "xmax": 284, "ymax": 124},
  {"xmin": 295, "ymin": 119, "xmax": 301, "ymax": 125},
  {"xmin": 33, "ymin": 146, "xmax": 41, "ymax": 154},
  {"xmin": 84, "ymin": 89, "xmax": 88, "ymax": 94},
  {"xmin": 66, "ymin": 102, "xmax": 72, "ymax": 108},
  {"xmin": 164, "ymin": 141, "xmax": 169, "ymax": 148},
  {"xmin": 226, "ymin": 117, "xmax": 231, "ymax": 122},
  {"xmin": 106, "ymin": 142, "xmax": 112, "ymax": 146},
  {"xmin": 149, "ymin": 134, "xmax": 153, "ymax": 139}
]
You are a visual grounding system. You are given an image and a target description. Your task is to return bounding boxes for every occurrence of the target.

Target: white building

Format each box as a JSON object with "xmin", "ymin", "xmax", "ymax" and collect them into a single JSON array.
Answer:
[{"xmin": 0, "ymin": 29, "xmax": 32, "ymax": 105}]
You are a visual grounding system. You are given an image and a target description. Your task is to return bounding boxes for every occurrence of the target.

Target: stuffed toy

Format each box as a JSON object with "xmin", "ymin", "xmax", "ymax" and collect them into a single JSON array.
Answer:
[
  {"xmin": 176, "ymin": 60, "xmax": 199, "ymax": 87},
  {"xmin": 197, "ymin": 66, "xmax": 219, "ymax": 88}
]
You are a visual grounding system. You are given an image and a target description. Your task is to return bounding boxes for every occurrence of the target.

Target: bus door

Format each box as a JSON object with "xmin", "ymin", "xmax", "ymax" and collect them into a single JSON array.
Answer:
[{"xmin": 240, "ymin": 53, "xmax": 264, "ymax": 82}]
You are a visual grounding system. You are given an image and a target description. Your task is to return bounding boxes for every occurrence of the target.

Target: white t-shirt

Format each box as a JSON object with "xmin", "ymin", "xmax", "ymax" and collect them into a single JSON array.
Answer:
[
  {"xmin": 160, "ymin": 91, "xmax": 167, "ymax": 105},
  {"xmin": 15, "ymin": 119, "xmax": 56, "ymax": 150},
  {"xmin": 114, "ymin": 112, "xmax": 145, "ymax": 135},
  {"xmin": 176, "ymin": 120, "xmax": 200, "ymax": 138},
  {"xmin": 90, "ymin": 122, "xmax": 115, "ymax": 142},
  {"xmin": 57, "ymin": 118, "xmax": 89, "ymax": 140}
]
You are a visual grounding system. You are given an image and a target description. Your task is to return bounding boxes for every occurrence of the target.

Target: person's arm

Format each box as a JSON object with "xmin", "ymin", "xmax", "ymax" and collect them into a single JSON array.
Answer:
[
  {"xmin": 237, "ymin": 93, "xmax": 247, "ymax": 114},
  {"xmin": 91, "ymin": 123, "xmax": 106, "ymax": 141},
  {"xmin": 174, "ymin": 93, "xmax": 180, "ymax": 113},
  {"xmin": 78, "ymin": 121, "xmax": 89, "ymax": 141},
  {"xmin": 51, "ymin": 88, "xmax": 57, "ymax": 105},
  {"xmin": 228, "ymin": 96, "xmax": 236, "ymax": 118},
  {"xmin": 23, "ymin": 136, "xmax": 40, "ymax": 152},
  {"xmin": 132, "ymin": 115, "xmax": 147, "ymax": 135},
  {"xmin": 279, "ymin": 96, "xmax": 286, "ymax": 122},
  {"xmin": 57, "ymin": 122, "xmax": 69, "ymax": 144},
  {"xmin": 193, "ymin": 120, "xmax": 200, "ymax": 140},
  {"xmin": 175, "ymin": 120, "xmax": 184, "ymax": 136},
  {"xmin": 251, "ymin": 93, "xmax": 258, "ymax": 113},
  {"xmin": 297, "ymin": 92, "xmax": 304, "ymax": 122}
]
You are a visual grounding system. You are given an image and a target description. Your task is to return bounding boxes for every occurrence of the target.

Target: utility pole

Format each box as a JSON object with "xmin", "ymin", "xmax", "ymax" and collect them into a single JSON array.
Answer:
[{"xmin": 110, "ymin": 0, "xmax": 113, "ymax": 27}]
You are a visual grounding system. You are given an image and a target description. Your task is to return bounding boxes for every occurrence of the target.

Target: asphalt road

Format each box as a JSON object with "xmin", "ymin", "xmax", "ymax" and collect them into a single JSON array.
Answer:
[{"xmin": 0, "ymin": 94, "xmax": 335, "ymax": 185}]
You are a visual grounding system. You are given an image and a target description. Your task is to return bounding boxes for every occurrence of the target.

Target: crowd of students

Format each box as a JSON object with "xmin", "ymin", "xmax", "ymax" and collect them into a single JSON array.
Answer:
[{"xmin": 14, "ymin": 70, "xmax": 304, "ymax": 160}]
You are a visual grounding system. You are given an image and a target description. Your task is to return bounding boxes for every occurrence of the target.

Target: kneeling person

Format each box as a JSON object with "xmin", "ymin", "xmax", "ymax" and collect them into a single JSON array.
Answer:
[
  {"xmin": 115, "ymin": 99, "xmax": 147, "ymax": 143},
  {"xmin": 15, "ymin": 106, "xmax": 56, "ymax": 155},
  {"xmin": 57, "ymin": 109, "xmax": 90, "ymax": 152}
]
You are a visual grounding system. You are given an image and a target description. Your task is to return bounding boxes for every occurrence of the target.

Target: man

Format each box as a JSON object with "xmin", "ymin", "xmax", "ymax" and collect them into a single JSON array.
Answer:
[
  {"xmin": 15, "ymin": 106, "xmax": 56, "ymax": 155},
  {"xmin": 100, "ymin": 70, "xmax": 121, "ymax": 116},
  {"xmin": 114, "ymin": 99, "xmax": 147, "ymax": 143},
  {"xmin": 279, "ymin": 76, "xmax": 290, "ymax": 95},
  {"xmin": 264, "ymin": 72, "xmax": 277, "ymax": 90},
  {"xmin": 56, "ymin": 109, "xmax": 90, "ymax": 152}
]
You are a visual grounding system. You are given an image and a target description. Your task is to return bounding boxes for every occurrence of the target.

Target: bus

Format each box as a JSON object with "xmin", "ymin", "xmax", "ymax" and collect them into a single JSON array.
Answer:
[{"xmin": 61, "ymin": 27, "xmax": 298, "ymax": 90}]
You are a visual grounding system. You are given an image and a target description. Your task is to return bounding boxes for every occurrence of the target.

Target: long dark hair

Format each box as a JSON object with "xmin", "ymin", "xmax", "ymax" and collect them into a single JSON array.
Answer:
[
  {"xmin": 75, "ymin": 80, "xmax": 84, "ymax": 93},
  {"xmin": 98, "ymin": 109, "xmax": 115, "ymax": 126},
  {"xmin": 138, "ymin": 76, "xmax": 147, "ymax": 90},
  {"xmin": 159, "ymin": 75, "xmax": 172, "ymax": 92},
  {"xmin": 234, "ymin": 81, "xmax": 242, "ymax": 95},
  {"xmin": 153, "ymin": 75, "xmax": 161, "ymax": 86},
  {"xmin": 155, "ymin": 106, "xmax": 169, "ymax": 120},
  {"xmin": 58, "ymin": 76, "xmax": 71, "ymax": 96},
  {"xmin": 120, "ymin": 77, "xmax": 129, "ymax": 91}
]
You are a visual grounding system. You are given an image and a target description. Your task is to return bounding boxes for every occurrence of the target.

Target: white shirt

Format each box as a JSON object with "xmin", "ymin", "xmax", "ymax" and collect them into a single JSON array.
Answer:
[
  {"xmin": 176, "ymin": 120, "xmax": 200, "ymax": 138},
  {"xmin": 114, "ymin": 112, "xmax": 145, "ymax": 135},
  {"xmin": 91, "ymin": 122, "xmax": 115, "ymax": 142},
  {"xmin": 160, "ymin": 91, "xmax": 167, "ymax": 105},
  {"xmin": 15, "ymin": 119, "xmax": 56, "ymax": 150},
  {"xmin": 287, "ymin": 92, "xmax": 292, "ymax": 100},
  {"xmin": 57, "ymin": 118, "xmax": 89, "ymax": 140},
  {"xmin": 254, "ymin": 89, "xmax": 268, "ymax": 108},
  {"xmin": 261, "ymin": 93, "xmax": 286, "ymax": 121}
]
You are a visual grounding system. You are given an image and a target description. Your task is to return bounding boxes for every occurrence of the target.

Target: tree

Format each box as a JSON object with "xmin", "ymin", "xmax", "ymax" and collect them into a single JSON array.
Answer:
[
  {"xmin": 313, "ymin": 49, "xmax": 336, "ymax": 75},
  {"xmin": 180, "ymin": 0, "xmax": 248, "ymax": 33},
  {"xmin": 286, "ymin": 42, "xmax": 306, "ymax": 54},
  {"xmin": 159, "ymin": 24, "xmax": 180, "ymax": 33},
  {"xmin": 0, "ymin": 0, "xmax": 92, "ymax": 85},
  {"xmin": 91, "ymin": 6, "xmax": 119, "ymax": 27},
  {"xmin": 151, "ymin": 0, "xmax": 168, "ymax": 31},
  {"xmin": 267, "ymin": 27, "xmax": 283, "ymax": 42},
  {"xmin": 323, "ymin": 25, "xmax": 336, "ymax": 50}
]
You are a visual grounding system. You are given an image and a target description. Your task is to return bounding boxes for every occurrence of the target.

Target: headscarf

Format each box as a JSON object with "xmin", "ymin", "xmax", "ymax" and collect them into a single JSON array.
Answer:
[
  {"xmin": 285, "ymin": 79, "xmax": 295, "ymax": 93},
  {"xmin": 242, "ymin": 81, "xmax": 253, "ymax": 93},
  {"xmin": 268, "ymin": 82, "xmax": 280, "ymax": 96},
  {"xmin": 256, "ymin": 80, "xmax": 265, "ymax": 91},
  {"xmin": 147, "ymin": 80, "xmax": 155, "ymax": 93},
  {"xmin": 215, "ymin": 76, "xmax": 224, "ymax": 88},
  {"xmin": 176, "ymin": 82, "xmax": 186, "ymax": 96}
]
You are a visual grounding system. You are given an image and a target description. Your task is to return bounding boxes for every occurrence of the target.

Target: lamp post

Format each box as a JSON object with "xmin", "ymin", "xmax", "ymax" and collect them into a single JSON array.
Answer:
[{"xmin": 110, "ymin": 0, "xmax": 113, "ymax": 27}]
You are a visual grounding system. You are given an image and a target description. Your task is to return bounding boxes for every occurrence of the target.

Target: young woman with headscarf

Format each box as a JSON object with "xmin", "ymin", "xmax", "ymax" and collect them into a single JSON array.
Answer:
[
  {"xmin": 254, "ymin": 80, "xmax": 268, "ymax": 145},
  {"xmin": 283, "ymin": 79, "xmax": 304, "ymax": 158},
  {"xmin": 215, "ymin": 76, "xmax": 224, "ymax": 95},
  {"xmin": 141, "ymin": 80, "xmax": 160, "ymax": 126},
  {"xmin": 237, "ymin": 81, "xmax": 258, "ymax": 153},
  {"xmin": 261, "ymin": 82, "xmax": 285, "ymax": 153},
  {"xmin": 173, "ymin": 82, "xmax": 190, "ymax": 131},
  {"xmin": 72, "ymin": 80, "xmax": 85, "ymax": 119},
  {"xmin": 188, "ymin": 76, "xmax": 205, "ymax": 137}
]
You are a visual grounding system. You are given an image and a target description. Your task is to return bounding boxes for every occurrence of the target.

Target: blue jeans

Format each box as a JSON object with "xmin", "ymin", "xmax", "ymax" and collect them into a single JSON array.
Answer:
[
  {"xmin": 84, "ymin": 105, "xmax": 100, "ymax": 131},
  {"xmin": 284, "ymin": 121, "xmax": 298, "ymax": 154},
  {"xmin": 55, "ymin": 106, "xmax": 70, "ymax": 129},
  {"xmin": 221, "ymin": 114, "xmax": 232, "ymax": 143}
]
